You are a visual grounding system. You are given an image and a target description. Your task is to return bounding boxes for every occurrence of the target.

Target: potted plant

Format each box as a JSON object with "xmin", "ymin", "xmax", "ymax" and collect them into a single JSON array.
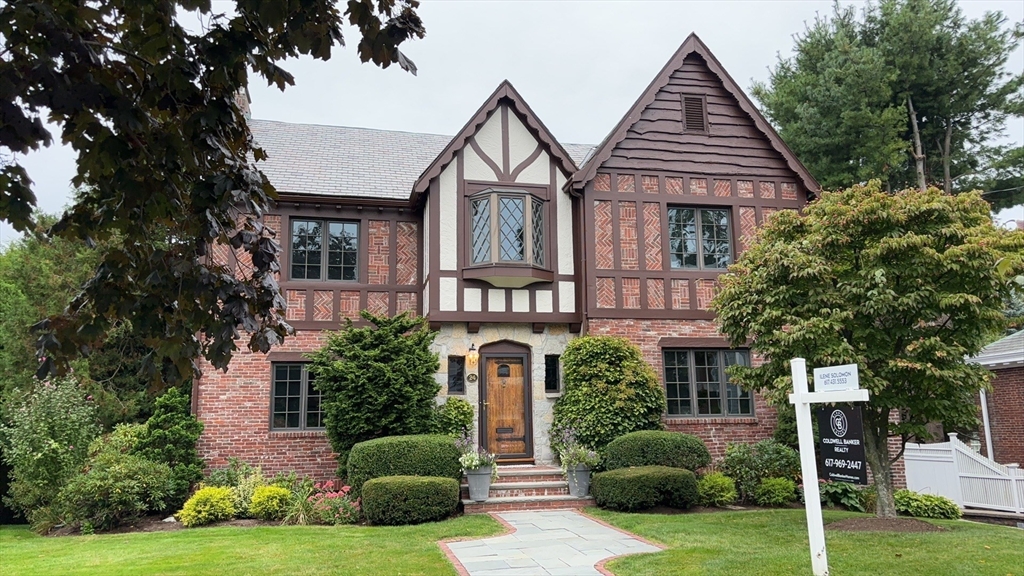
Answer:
[
  {"xmin": 555, "ymin": 428, "xmax": 600, "ymax": 497},
  {"xmin": 457, "ymin": 433, "xmax": 498, "ymax": 502}
]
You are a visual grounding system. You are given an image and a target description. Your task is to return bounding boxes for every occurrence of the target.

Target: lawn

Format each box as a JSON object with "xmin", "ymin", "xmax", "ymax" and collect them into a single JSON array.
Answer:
[
  {"xmin": 591, "ymin": 508, "xmax": 1024, "ymax": 576},
  {"xmin": 0, "ymin": 515, "xmax": 502, "ymax": 576}
]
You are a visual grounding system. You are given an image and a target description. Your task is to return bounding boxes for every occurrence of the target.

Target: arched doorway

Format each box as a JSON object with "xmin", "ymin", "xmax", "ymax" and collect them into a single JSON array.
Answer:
[{"xmin": 478, "ymin": 340, "xmax": 533, "ymax": 461}]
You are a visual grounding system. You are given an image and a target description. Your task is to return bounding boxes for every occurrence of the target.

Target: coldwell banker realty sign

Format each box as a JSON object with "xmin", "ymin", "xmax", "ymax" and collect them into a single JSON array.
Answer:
[{"xmin": 813, "ymin": 364, "xmax": 867, "ymax": 485}]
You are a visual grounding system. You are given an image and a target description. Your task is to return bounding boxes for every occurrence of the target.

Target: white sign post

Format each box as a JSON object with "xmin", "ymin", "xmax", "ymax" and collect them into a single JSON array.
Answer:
[{"xmin": 789, "ymin": 358, "xmax": 870, "ymax": 576}]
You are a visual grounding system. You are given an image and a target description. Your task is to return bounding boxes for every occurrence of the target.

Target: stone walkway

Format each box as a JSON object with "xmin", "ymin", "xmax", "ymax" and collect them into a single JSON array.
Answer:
[{"xmin": 443, "ymin": 510, "xmax": 662, "ymax": 575}]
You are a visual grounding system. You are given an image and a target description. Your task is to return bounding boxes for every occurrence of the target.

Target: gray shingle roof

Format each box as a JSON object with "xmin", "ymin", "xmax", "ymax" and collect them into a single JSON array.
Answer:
[
  {"xmin": 249, "ymin": 118, "xmax": 595, "ymax": 201},
  {"xmin": 971, "ymin": 330, "xmax": 1024, "ymax": 368}
]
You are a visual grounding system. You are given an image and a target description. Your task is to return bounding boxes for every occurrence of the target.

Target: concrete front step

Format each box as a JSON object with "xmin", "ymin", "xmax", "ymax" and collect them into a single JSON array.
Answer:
[
  {"xmin": 493, "ymin": 466, "xmax": 564, "ymax": 483},
  {"xmin": 462, "ymin": 494, "xmax": 595, "ymax": 514},
  {"xmin": 460, "ymin": 480, "xmax": 569, "ymax": 499}
]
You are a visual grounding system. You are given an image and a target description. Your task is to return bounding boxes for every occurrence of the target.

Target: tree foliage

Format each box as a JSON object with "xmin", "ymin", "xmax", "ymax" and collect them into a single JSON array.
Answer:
[
  {"xmin": 712, "ymin": 182, "xmax": 1024, "ymax": 516},
  {"xmin": 1, "ymin": 0, "xmax": 426, "ymax": 383},
  {"xmin": 753, "ymin": 0, "xmax": 1023, "ymax": 199},
  {"xmin": 307, "ymin": 311, "xmax": 440, "ymax": 475}
]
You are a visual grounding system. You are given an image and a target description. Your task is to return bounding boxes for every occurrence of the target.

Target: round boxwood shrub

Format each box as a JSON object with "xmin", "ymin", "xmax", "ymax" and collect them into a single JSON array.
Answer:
[
  {"xmin": 249, "ymin": 485, "xmax": 292, "ymax": 521},
  {"xmin": 550, "ymin": 336, "xmax": 666, "ymax": 451},
  {"xmin": 753, "ymin": 477, "xmax": 797, "ymax": 507},
  {"xmin": 894, "ymin": 489, "xmax": 961, "ymax": 519},
  {"xmin": 697, "ymin": 472, "xmax": 738, "ymax": 507},
  {"xmin": 361, "ymin": 476, "xmax": 460, "ymax": 525},
  {"xmin": 603, "ymin": 431, "xmax": 711, "ymax": 472},
  {"xmin": 347, "ymin": 434, "xmax": 461, "ymax": 498},
  {"xmin": 591, "ymin": 466, "xmax": 698, "ymax": 511},
  {"xmin": 177, "ymin": 486, "xmax": 236, "ymax": 528}
]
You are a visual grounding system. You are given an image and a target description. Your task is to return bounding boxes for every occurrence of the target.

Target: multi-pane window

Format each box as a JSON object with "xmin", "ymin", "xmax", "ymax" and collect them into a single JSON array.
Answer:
[
  {"xmin": 667, "ymin": 208, "xmax": 732, "ymax": 269},
  {"xmin": 290, "ymin": 219, "xmax": 359, "ymax": 280},
  {"xmin": 544, "ymin": 355, "xmax": 561, "ymax": 393},
  {"xmin": 271, "ymin": 363, "xmax": 324, "ymax": 430},
  {"xmin": 447, "ymin": 356, "xmax": 466, "ymax": 395},
  {"xmin": 663, "ymin": 349, "xmax": 752, "ymax": 417},
  {"xmin": 469, "ymin": 190, "xmax": 545, "ymax": 267}
]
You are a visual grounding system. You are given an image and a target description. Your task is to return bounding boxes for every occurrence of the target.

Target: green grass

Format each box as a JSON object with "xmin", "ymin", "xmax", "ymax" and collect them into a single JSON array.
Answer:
[
  {"xmin": 0, "ymin": 515, "xmax": 501, "ymax": 576},
  {"xmin": 590, "ymin": 508, "xmax": 1024, "ymax": 576}
]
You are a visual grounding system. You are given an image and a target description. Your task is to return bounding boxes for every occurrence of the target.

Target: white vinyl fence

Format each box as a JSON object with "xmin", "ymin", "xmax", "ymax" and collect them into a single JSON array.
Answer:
[{"xmin": 904, "ymin": 433, "xmax": 1024, "ymax": 514}]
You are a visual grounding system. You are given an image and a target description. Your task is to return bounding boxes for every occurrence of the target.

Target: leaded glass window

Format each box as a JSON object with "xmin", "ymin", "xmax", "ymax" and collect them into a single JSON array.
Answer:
[
  {"xmin": 327, "ymin": 222, "xmax": 359, "ymax": 280},
  {"xmin": 701, "ymin": 209, "xmax": 732, "ymax": 269},
  {"xmin": 290, "ymin": 219, "xmax": 359, "ymax": 281},
  {"xmin": 499, "ymin": 197, "xmax": 525, "ymax": 261},
  {"xmin": 532, "ymin": 198, "xmax": 545, "ymax": 267},
  {"xmin": 662, "ymin": 349, "xmax": 753, "ymax": 417},
  {"xmin": 667, "ymin": 208, "xmax": 732, "ymax": 269},
  {"xmin": 471, "ymin": 198, "xmax": 491, "ymax": 264},
  {"xmin": 468, "ymin": 189, "xmax": 546, "ymax": 268},
  {"xmin": 291, "ymin": 220, "xmax": 323, "ymax": 279}
]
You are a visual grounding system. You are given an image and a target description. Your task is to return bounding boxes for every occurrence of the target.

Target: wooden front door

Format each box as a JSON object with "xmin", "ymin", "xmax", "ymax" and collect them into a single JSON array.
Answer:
[{"xmin": 482, "ymin": 356, "xmax": 531, "ymax": 459}]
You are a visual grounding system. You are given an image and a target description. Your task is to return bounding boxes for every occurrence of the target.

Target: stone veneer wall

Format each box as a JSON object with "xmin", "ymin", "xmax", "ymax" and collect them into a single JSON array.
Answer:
[
  {"xmin": 432, "ymin": 322, "xmax": 578, "ymax": 465},
  {"xmin": 587, "ymin": 318, "xmax": 777, "ymax": 459}
]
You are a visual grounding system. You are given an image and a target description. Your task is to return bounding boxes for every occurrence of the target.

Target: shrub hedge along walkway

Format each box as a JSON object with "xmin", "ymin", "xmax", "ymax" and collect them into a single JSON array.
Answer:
[{"xmin": 442, "ymin": 510, "xmax": 660, "ymax": 575}]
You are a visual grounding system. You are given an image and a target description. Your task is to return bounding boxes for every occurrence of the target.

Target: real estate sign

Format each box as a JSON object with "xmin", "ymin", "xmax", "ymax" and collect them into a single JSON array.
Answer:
[{"xmin": 816, "ymin": 406, "xmax": 867, "ymax": 485}]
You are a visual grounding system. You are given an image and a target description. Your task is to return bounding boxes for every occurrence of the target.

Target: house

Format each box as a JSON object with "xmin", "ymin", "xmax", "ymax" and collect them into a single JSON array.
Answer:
[
  {"xmin": 193, "ymin": 34, "xmax": 820, "ymax": 479},
  {"xmin": 972, "ymin": 330, "xmax": 1024, "ymax": 465}
]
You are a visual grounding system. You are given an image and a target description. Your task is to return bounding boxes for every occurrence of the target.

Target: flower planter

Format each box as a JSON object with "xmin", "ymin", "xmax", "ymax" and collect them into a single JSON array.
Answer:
[
  {"xmin": 566, "ymin": 464, "xmax": 591, "ymax": 497},
  {"xmin": 465, "ymin": 465, "xmax": 493, "ymax": 502}
]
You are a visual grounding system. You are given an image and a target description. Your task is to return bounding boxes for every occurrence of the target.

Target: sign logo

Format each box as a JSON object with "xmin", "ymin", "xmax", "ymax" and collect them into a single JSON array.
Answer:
[{"xmin": 829, "ymin": 409, "xmax": 848, "ymax": 438}]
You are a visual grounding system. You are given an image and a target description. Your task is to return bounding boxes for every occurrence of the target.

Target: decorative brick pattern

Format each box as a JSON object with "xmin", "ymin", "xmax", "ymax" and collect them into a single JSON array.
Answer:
[
  {"xmin": 696, "ymin": 278, "xmax": 716, "ymax": 310},
  {"xmin": 616, "ymin": 174, "xmax": 635, "ymax": 193},
  {"xmin": 665, "ymin": 177, "xmax": 684, "ymax": 195},
  {"xmin": 594, "ymin": 201, "xmax": 614, "ymax": 270},
  {"xmin": 195, "ymin": 333, "xmax": 338, "ymax": 480},
  {"xmin": 762, "ymin": 207, "xmax": 779, "ymax": 223},
  {"xmin": 713, "ymin": 179, "xmax": 732, "ymax": 197},
  {"xmin": 739, "ymin": 207, "xmax": 757, "ymax": 253},
  {"xmin": 671, "ymin": 279, "xmax": 690, "ymax": 309},
  {"xmin": 588, "ymin": 318, "xmax": 777, "ymax": 459},
  {"xmin": 690, "ymin": 178, "xmax": 707, "ymax": 195},
  {"xmin": 619, "ymin": 201, "xmax": 638, "ymax": 270},
  {"xmin": 781, "ymin": 182, "xmax": 798, "ymax": 200},
  {"xmin": 339, "ymin": 291, "xmax": 360, "ymax": 319},
  {"xmin": 641, "ymin": 175, "xmax": 659, "ymax": 194},
  {"xmin": 596, "ymin": 278, "xmax": 616, "ymax": 308},
  {"xmin": 396, "ymin": 222, "xmax": 418, "ymax": 285},
  {"xmin": 313, "ymin": 290, "xmax": 333, "ymax": 321},
  {"xmin": 594, "ymin": 173, "xmax": 611, "ymax": 192},
  {"xmin": 647, "ymin": 278, "xmax": 665, "ymax": 309},
  {"xmin": 643, "ymin": 202, "xmax": 663, "ymax": 271},
  {"xmin": 622, "ymin": 278, "xmax": 641, "ymax": 309},
  {"xmin": 980, "ymin": 366, "xmax": 1024, "ymax": 468},
  {"xmin": 396, "ymin": 292, "xmax": 418, "ymax": 317},
  {"xmin": 367, "ymin": 220, "xmax": 390, "ymax": 285},
  {"xmin": 737, "ymin": 180, "xmax": 754, "ymax": 198},
  {"xmin": 367, "ymin": 291, "xmax": 389, "ymax": 316},
  {"xmin": 759, "ymin": 181, "xmax": 777, "ymax": 199},
  {"xmin": 286, "ymin": 290, "xmax": 305, "ymax": 321}
]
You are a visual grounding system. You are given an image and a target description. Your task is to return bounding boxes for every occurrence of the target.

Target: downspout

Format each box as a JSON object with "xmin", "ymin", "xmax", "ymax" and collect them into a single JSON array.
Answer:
[{"xmin": 980, "ymin": 388, "xmax": 994, "ymax": 460}]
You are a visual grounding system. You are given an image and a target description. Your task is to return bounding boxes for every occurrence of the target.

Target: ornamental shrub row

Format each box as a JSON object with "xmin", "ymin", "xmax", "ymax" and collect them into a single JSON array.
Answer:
[
  {"xmin": 591, "ymin": 466, "xmax": 698, "ymax": 511},
  {"xmin": 346, "ymin": 434, "xmax": 461, "ymax": 499},
  {"xmin": 361, "ymin": 476, "xmax": 460, "ymax": 525}
]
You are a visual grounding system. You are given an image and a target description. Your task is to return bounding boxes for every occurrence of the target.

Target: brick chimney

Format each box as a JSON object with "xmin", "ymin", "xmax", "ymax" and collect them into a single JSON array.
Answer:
[{"xmin": 234, "ymin": 87, "xmax": 251, "ymax": 120}]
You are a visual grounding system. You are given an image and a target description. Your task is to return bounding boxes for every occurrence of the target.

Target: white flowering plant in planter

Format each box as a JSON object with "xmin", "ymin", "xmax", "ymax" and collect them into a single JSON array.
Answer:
[
  {"xmin": 456, "ymin": 431, "xmax": 499, "ymax": 482},
  {"xmin": 554, "ymin": 427, "xmax": 600, "ymax": 475}
]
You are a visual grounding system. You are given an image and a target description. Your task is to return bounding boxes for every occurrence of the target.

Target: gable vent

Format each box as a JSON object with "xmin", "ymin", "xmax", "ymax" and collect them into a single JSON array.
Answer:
[{"xmin": 682, "ymin": 96, "xmax": 707, "ymax": 132}]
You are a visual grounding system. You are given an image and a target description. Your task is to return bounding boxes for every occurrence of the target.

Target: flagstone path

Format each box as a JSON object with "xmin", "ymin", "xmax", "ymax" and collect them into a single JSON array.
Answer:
[{"xmin": 442, "ymin": 510, "xmax": 662, "ymax": 575}]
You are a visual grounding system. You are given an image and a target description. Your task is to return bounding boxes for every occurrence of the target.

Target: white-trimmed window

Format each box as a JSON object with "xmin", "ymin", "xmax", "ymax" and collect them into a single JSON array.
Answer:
[{"xmin": 470, "ymin": 189, "xmax": 545, "ymax": 267}]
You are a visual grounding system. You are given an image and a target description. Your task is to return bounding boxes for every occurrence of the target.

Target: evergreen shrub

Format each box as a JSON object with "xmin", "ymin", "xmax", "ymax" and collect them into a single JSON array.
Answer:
[
  {"xmin": 429, "ymin": 397, "xmax": 474, "ymax": 436},
  {"xmin": 249, "ymin": 486, "xmax": 292, "ymax": 521},
  {"xmin": 719, "ymin": 439, "xmax": 800, "ymax": 502},
  {"xmin": 178, "ymin": 486, "xmax": 236, "ymax": 527},
  {"xmin": 361, "ymin": 476, "xmax": 459, "ymax": 525},
  {"xmin": 346, "ymin": 434, "xmax": 461, "ymax": 498},
  {"xmin": 697, "ymin": 472, "xmax": 738, "ymax": 507},
  {"xmin": 58, "ymin": 452, "xmax": 173, "ymax": 530},
  {"xmin": 603, "ymin": 431, "xmax": 711, "ymax": 472},
  {"xmin": 591, "ymin": 466, "xmax": 698, "ymax": 511},
  {"xmin": 754, "ymin": 477, "xmax": 797, "ymax": 507}
]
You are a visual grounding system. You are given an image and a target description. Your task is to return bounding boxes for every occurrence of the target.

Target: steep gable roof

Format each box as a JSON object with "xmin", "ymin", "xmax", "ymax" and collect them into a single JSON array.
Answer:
[
  {"xmin": 412, "ymin": 80, "xmax": 579, "ymax": 196},
  {"xmin": 971, "ymin": 330, "xmax": 1024, "ymax": 369},
  {"xmin": 571, "ymin": 33, "xmax": 819, "ymax": 193}
]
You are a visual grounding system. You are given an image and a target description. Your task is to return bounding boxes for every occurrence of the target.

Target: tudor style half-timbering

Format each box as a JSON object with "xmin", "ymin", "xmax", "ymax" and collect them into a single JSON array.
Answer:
[{"xmin": 193, "ymin": 33, "xmax": 820, "ymax": 477}]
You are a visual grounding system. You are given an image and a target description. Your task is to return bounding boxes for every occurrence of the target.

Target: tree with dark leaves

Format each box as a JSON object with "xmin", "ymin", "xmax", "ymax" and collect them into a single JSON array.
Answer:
[{"xmin": 0, "ymin": 0, "xmax": 425, "ymax": 383}]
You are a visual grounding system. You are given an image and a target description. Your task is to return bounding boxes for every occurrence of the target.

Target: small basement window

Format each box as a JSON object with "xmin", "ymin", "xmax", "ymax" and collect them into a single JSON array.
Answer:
[
  {"xmin": 447, "ymin": 356, "xmax": 466, "ymax": 395},
  {"xmin": 682, "ymin": 95, "xmax": 707, "ymax": 133},
  {"xmin": 544, "ymin": 355, "xmax": 561, "ymax": 393}
]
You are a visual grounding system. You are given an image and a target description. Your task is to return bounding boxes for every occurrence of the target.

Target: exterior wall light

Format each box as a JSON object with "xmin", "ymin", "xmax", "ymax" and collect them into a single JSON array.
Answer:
[{"xmin": 467, "ymin": 343, "xmax": 479, "ymax": 370}]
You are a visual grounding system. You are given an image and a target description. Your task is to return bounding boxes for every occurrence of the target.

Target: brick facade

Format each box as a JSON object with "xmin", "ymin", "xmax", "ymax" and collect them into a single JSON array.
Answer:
[
  {"xmin": 588, "ymin": 318, "xmax": 778, "ymax": 459},
  {"xmin": 194, "ymin": 331, "xmax": 337, "ymax": 480},
  {"xmin": 979, "ymin": 366, "xmax": 1024, "ymax": 465}
]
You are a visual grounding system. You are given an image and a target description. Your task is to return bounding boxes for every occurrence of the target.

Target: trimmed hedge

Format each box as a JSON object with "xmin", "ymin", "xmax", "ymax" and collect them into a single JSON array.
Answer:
[
  {"xmin": 591, "ymin": 466, "xmax": 698, "ymax": 511},
  {"xmin": 361, "ymin": 476, "xmax": 460, "ymax": 525},
  {"xmin": 347, "ymin": 435, "xmax": 461, "ymax": 498},
  {"xmin": 603, "ymin": 431, "xmax": 711, "ymax": 472}
]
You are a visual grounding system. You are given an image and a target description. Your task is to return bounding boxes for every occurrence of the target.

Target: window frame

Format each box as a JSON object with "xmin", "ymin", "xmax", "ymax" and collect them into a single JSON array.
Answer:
[
  {"xmin": 544, "ymin": 354, "xmax": 561, "ymax": 394},
  {"xmin": 662, "ymin": 349, "xmax": 754, "ymax": 418},
  {"xmin": 270, "ymin": 363, "xmax": 325, "ymax": 431},
  {"xmin": 667, "ymin": 206, "xmax": 734, "ymax": 270},
  {"xmin": 288, "ymin": 218, "xmax": 361, "ymax": 282},
  {"xmin": 467, "ymin": 188, "xmax": 548, "ymax": 270},
  {"xmin": 447, "ymin": 356, "xmax": 466, "ymax": 395}
]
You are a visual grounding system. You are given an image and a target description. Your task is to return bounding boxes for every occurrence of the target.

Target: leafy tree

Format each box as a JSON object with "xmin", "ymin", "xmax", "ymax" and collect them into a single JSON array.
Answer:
[
  {"xmin": 1, "ymin": 0, "xmax": 425, "ymax": 384},
  {"xmin": 713, "ymin": 182, "xmax": 1024, "ymax": 517},
  {"xmin": 550, "ymin": 336, "xmax": 665, "ymax": 452},
  {"xmin": 754, "ymin": 0, "xmax": 1023, "ymax": 198},
  {"xmin": 307, "ymin": 311, "xmax": 440, "ymax": 476}
]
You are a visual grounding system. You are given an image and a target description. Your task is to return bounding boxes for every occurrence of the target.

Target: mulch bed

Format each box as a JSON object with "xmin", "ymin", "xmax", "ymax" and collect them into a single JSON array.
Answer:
[{"xmin": 826, "ymin": 517, "xmax": 944, "ymax": 533}]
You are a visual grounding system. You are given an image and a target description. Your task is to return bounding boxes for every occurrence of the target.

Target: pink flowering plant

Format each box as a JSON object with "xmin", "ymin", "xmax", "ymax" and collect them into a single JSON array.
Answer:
[{"xmin": 308, "ymin": 480, "xmax": 360, "ymax": 525}]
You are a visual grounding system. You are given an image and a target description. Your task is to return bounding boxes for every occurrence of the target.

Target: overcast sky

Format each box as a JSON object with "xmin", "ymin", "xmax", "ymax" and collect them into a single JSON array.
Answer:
[{"xmin": 3, "ymin": 0, "xmax": 1022, "ymax": 246}]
